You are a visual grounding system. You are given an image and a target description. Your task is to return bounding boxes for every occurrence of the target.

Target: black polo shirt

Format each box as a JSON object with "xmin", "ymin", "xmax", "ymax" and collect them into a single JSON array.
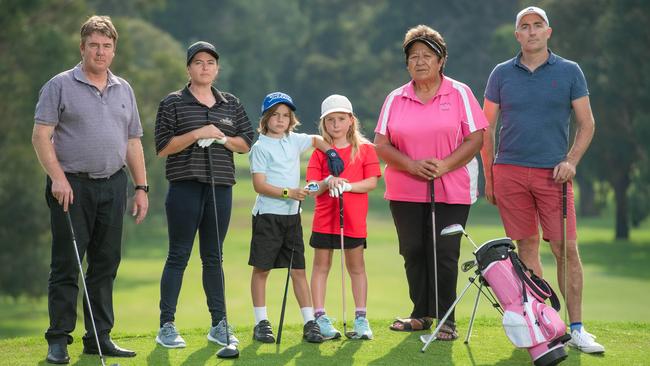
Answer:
[{"xmin": 154, "ymin": 85, "xmax": 254, "ymax": 185}]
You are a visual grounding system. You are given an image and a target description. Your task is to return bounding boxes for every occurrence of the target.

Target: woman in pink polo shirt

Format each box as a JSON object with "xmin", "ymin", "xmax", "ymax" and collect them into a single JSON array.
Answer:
[{"xmin": 374, "ymin": 25, "xmax": 487, "ymax": 340}]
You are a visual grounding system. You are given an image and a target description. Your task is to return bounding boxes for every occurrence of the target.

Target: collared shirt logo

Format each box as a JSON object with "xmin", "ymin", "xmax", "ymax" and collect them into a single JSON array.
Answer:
[
  {"xmin": 440, "ymin": 102, "xmax": 451, "ymax": 111},
  {"xmin": 220, "ymin": 117, "xmax": 234, "ymax": 126}
]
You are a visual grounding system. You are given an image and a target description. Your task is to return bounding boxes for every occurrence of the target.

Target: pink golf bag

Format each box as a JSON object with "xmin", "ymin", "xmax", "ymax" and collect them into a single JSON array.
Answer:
[{"xmin": 475, "ymin": 238, "xmax": 571, "ymax": 366}]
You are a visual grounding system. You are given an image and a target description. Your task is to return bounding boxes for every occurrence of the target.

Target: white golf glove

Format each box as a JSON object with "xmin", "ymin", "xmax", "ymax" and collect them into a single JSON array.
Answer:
[
  {"xmin": 329, "ymin": 182, "xmax": 352, "ymax": 198},
  {"xmin": 198, "ymin": 136, "xmax": 227, "ymax": 148}
]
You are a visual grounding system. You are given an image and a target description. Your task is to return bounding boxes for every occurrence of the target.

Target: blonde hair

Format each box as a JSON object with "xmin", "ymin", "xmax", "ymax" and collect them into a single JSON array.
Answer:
[
  {"xmin": 257, "ymin": 103, "xmax": 301, "ymax": 135},
  {"xmin": 318, "ymin": 112, "xmax": 370, "ymax": 162},
  {"xmin": 80, "ymin": 15, "xmax": 118, "ymax": 44}
]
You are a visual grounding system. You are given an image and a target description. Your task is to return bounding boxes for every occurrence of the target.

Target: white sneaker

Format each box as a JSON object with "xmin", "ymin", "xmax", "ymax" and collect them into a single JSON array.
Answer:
[{"xmin": 567, "ymin": 328, "xmax": 605, "ymax": 354}]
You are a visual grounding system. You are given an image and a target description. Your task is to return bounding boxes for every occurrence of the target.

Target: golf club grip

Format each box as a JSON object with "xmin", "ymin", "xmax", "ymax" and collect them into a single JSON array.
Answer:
[{"xmin": 562, "ymin": 182, "xmax": 567, "ymax": 217}]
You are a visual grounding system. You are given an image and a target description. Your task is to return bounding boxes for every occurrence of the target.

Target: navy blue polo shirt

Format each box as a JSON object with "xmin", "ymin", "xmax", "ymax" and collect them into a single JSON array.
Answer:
[{"xmin": 485, "ymin": 50, "xmax": 589, "ymax": 168}]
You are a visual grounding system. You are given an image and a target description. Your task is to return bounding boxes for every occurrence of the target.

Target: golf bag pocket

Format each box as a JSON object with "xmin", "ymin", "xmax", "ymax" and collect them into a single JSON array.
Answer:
[
  {"xmin": 503, "ymin": 310, "xmax": 533, "ymax": 347},
  {"xmin": 533, "ymin": 302, "xmax": 565, "ymax": 340}
]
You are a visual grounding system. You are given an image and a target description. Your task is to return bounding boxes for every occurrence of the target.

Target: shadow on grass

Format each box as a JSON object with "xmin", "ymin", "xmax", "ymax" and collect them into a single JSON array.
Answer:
[
  {"xmin": 181, "ymin": 340, "xmax": 216, "ymax": 366},
  {"xmin": 147, "ymin": 344, "xmax": 171, "ymax": 366},
  {"xmin": 367, "ymin": 332, "xmax": 452, "ymax": 366}
]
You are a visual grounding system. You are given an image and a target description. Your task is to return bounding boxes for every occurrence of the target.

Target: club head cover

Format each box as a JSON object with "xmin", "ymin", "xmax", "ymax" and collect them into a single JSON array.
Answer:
[{"xmin": 325, "ymin": 149, "xmax": 344, "ymax": 176}]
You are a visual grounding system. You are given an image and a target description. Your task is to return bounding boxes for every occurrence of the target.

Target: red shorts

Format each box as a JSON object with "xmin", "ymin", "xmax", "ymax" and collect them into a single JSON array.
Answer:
[{"xmin": 493, "ymin": 164, "xmax": 577, "ymax": 242}]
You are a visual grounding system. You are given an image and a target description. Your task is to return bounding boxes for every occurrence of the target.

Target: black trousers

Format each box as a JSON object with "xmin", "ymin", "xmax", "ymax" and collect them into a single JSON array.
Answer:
[
  {"xmin": 44, "ymin": 170, "xmax": 127, "ymax": 345},
  {"xmin": 389, "ymin": 201, "xmax": 470, "ymax": 324}
]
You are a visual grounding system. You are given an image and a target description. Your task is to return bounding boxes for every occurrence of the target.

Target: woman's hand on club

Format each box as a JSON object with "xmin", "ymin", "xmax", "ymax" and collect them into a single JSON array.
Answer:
[{"xmin": 407, "ymin": 159, "xmax": 437, "ymax": 180}]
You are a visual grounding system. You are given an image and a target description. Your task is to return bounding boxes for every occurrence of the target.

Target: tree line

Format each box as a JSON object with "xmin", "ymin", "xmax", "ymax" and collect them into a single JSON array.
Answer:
[{"xmin": 0, "ymin": 0, "xmax": 647, "ymax": 297}]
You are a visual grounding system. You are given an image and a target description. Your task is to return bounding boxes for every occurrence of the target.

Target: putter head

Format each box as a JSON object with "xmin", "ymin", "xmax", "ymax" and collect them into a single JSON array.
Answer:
[
  {"xmin": 441, "ymin": 224, "xmax": 465, "ymax": 237},
  {"xmin": 216, "ymin": 344, "xmax": 239, "ymax": 359}
]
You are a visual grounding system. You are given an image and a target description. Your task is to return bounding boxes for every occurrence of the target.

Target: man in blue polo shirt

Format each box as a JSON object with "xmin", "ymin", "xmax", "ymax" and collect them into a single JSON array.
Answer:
[
  {"xmin": 480, "ymin": 6, "xmax": 604, "ymax": 354},
  {"xmin": 33, "ymin": 16, "xmax": 148, "ymax": 364}
]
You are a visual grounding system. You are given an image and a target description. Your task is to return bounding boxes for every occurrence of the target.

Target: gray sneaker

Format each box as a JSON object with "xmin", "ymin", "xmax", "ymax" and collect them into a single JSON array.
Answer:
[
  {"xmin": 156, "ymin": 322, "xmax": 186, "ymax": 348},
  {"xmin": 207, "ymin": 319, "xmax": 239, "ymax": 346}
]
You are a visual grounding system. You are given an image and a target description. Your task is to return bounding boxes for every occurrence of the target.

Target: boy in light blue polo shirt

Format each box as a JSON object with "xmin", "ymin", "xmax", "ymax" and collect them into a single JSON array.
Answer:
[{"xmin": 248, "ymin": 92, "xmax": 343, "ymax": 344}]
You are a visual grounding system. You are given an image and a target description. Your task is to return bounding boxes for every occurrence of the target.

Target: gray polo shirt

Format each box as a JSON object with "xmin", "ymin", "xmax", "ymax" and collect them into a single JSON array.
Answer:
[
  {"xmin": 485, "ymin": 51, "xmax": 589, "ymax": 168},
  {"xmin": 34, "ymin": 63, "xmax": 143, "ymax": 178}
]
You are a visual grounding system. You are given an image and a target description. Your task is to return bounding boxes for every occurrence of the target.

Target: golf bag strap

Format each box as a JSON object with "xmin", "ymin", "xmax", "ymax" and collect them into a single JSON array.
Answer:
[
  {"xmin": 509, "ymin": 251, "xmax": 528, "ymax": 303},
  {"xmin": 509, "ymin": 252, "xmax": 562, "ymax": 311}
]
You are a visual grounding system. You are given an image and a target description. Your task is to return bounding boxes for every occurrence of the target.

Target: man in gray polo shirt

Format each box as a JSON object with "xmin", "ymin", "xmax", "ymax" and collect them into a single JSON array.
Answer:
[
  {"xmin": 32, "ymin": 15, "xmax": 148, "ymax": 364},
  {"xmin": 480, "ymin": 6, "xmax": 603, "ymax": 354}
]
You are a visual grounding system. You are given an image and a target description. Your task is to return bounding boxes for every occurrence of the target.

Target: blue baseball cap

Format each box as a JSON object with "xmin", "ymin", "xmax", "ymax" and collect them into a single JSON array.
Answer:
[{"xmin": 261, "ymin": 92, "xmax": 296, "ymax": 115}]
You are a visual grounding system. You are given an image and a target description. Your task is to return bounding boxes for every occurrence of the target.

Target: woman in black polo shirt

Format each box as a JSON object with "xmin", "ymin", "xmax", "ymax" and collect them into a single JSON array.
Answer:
[{"xmin": 153, "ymin": 41, "xmax": 254, "ymax": 348}]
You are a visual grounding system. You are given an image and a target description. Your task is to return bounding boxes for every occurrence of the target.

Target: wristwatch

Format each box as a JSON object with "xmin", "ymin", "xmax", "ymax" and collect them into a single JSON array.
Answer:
[
  {"xmin": 135, "ymin": 185, "xmax": 149, "ymax": 193},
  {"xmin": 282, "ymin": 188, "xmax": 289, "ymax": 199}
]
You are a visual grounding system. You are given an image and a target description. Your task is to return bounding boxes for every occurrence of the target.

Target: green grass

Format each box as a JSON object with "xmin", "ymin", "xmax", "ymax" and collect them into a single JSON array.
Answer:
[
  {"xmin": 2, "ymin": 154, "xmax": 650, "ymax": 364},
  {"xmin": 0, "ymin": 319, "xmax": 648, "ymax": 365}
]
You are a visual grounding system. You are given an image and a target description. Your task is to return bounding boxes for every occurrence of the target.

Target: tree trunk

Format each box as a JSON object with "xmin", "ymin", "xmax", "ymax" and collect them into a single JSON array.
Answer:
[
  {"xmin": 613, "ymin": 174, "xmax": 630, "ymax": 239},
  {"xmin": 577, "ymin": 178, "xmax": 599, "ymax": 217}
]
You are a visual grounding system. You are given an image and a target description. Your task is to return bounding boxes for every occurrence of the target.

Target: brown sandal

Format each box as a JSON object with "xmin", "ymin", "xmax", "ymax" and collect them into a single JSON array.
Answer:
[
  {"xmin": 435, "ymin": 323, "xmax": 459, "ymax": 341},
  {"xmin": 389, "ymin": 317, "xmax": 433, "ymax": 332}
]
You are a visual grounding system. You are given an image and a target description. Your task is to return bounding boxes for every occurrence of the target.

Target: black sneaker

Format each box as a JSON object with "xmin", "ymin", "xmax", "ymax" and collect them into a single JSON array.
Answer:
[
  {"xmin": 253, "ymin": 320, "xmax": 275, "ymax": 343},
  {"xmin": 303, "ymin": 320, "xmax": 324, "ymax": 343}
]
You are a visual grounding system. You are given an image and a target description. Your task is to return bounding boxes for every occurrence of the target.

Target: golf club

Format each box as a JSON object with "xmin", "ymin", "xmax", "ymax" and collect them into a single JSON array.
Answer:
[
  {"xmin": 207, "ymin": 146, "xmax": 239, "ymax": 359},
  {"xmin": 430, "ymin": 179, "xmax": 439, "ymax": 330},
  {"xmin": 64, "ymin": 211, "xmax": 118, "ymax": 366},
  {"xmin": 562, "ymin": 182, "xmax": 568, "ymax": 324},
  {"xmin": 276, "ymin": 182, "xmax": 320, "ymax": 344},
  {"xmin": 440, "ymin": 224, "xmax": 479, "ymax": 249},
  {"xmin": 338, "ymin": 193, "xmax": 350, "ymax": 338}
]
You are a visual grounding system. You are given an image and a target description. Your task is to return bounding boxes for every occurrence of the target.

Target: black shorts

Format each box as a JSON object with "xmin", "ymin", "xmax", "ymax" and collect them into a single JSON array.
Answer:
[
  {"xmin": 309, "ymin": 232, "xmax": 367, "ymax": 249},
  {"xmin": 249, "ymin": 213, "xmax": 305, "ymax": 270}
]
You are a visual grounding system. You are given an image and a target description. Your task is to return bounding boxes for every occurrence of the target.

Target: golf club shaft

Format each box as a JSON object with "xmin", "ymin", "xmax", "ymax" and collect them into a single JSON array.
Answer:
[
  {"xmin": 562, "ymin": 182, "xmax": 568, "ymax": 324},
  {"xmin": 430, "ymin": 179, "xmax": 439, "ymax": 324},
  {"xmin": 207, "ymin": 146, "xmax": 231, "ymax": 347},
  {"xmin": 65, "ymin": 211, "xmax": 107, "ymax": 366},
  {"xmin": 339, "ymin": 195, "xmax": 347, "ymax": 334},
  {"xmin": 422, "ymin": 273, "xmax": 475, "ymax": 352},
  {"xmin": 276, "ymin": 201, "xmax": 300, "ymax": 344}
]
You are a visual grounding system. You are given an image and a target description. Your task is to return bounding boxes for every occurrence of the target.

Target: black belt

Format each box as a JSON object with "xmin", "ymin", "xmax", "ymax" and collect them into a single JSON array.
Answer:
[{"xmin": 66, "ymin": 169, "xmax": 123, "ymax": 180}]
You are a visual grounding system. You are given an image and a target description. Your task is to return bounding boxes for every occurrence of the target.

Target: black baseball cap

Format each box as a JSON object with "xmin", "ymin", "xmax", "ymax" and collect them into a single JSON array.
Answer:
[{"xmin": 186, "ymin": 41, "xmax": 219, "ymax": 65}]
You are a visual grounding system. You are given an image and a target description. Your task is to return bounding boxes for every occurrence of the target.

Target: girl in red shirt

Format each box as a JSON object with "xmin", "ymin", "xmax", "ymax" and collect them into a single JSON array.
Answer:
[{"xmin": 306, "ymin": 95, "xmax": 381, "ymax": 340}]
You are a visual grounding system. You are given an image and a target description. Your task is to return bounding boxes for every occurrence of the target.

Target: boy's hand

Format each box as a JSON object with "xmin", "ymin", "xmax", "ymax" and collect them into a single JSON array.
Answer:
[
  {"xmin": 289, "ymin": 188, "xmax": 307, "ymax": 201},
  {"xmin": 325, "ymin": 149, "xmax": 344, "ymax": 176}
]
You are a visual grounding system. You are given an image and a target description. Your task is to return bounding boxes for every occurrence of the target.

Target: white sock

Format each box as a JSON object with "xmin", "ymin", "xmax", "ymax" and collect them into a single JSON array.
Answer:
[
  {"xmin": 301, "ymin": 307, "xmax": 315, "ymax": 324},
  {"xmin": 254, "ymin": 306, "xmax": 268, "ymax": 325}
]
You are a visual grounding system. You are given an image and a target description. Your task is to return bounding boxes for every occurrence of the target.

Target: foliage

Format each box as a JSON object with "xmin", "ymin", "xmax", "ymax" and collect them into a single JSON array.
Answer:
[
  {"xmin": 0, "ymin": 0, "xmax": 88, "ymax": 297},
  {"xmin": 547, "ymin": 0, "xmax": 650, "ymax": 238}
]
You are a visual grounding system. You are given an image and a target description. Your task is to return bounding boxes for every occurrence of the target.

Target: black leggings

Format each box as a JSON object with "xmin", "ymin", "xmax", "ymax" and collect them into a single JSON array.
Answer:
[
  {"xmin": 159, "ymin": 180, "xmax": 232, "ymax": 327},
  {"xmin": 389, "ymin": 201, "xmax": 470, "ymax": 324}
]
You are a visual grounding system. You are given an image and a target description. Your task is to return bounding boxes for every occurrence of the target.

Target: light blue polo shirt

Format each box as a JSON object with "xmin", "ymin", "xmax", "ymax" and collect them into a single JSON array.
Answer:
[
  {"xmin": 485, "ymin": 50, "xmax": 589, "ymax": 168},
  {"xmin": 249, "ymin": 132, "xmax": 313, "ymax": 215}
]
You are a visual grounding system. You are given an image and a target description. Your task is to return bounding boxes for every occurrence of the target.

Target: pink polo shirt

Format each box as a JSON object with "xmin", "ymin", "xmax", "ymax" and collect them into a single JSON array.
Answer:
[{"xmin": 375, "ymin": 77, "xmax": 488, "ymax": 204}]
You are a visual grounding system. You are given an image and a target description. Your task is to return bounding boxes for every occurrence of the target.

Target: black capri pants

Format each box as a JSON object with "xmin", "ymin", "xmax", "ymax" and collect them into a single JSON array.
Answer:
[{"xmin": 389, "ymin": 201, "xmax": 470, "ymax": 325}]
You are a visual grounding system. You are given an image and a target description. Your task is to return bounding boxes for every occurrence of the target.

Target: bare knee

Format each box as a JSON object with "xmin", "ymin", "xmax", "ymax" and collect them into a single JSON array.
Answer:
[{"xmin": 252, "ymin": 267, "xmax": 270, "ymax": 280}]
